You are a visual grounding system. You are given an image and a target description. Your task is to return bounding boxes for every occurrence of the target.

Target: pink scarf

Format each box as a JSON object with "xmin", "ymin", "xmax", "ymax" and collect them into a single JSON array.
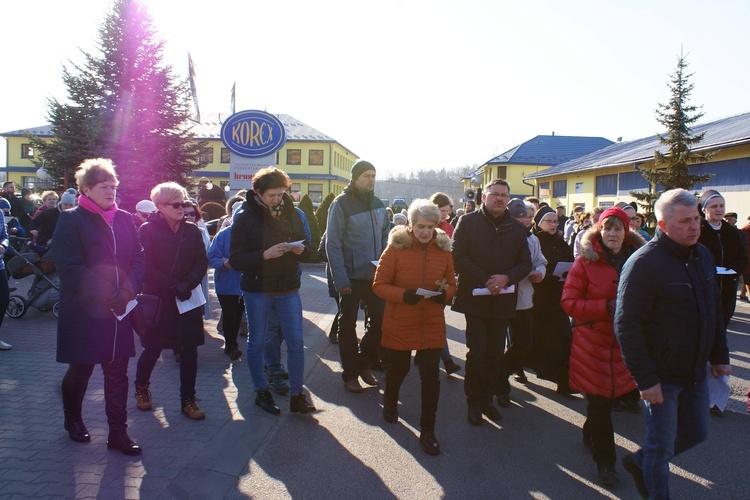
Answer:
[{"xmin": 78, "ymin": 194, "xmax": 118, "ymax": 227}]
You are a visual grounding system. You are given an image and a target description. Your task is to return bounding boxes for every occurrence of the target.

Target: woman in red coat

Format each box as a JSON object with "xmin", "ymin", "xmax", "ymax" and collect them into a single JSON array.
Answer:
[
  {"xmin": 561, "ymin": 207, "xmax": 645, "ymax": 487},
  {"xmin": 373, "ymin": 199, "xmax": 456, "ymax": 456}
]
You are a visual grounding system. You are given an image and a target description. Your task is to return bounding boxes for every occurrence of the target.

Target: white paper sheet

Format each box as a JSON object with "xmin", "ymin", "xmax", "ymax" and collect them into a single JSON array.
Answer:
[
  {"xmin": 553, "ymin": 261, "xmax": 573, "ymax": 280},
  {"xmin": 176, "ymin": 284, "xmax": 207, "ymax": 314},
  {"xmin": 286, "ymin": 239, "xmax": 306, "ymax": 249},
  {"xmin": 113, "ymin": 299, "xmax": 139, "ymax": 321},
  {"xmin": 416, "ymin": 288, "xmax": 442, "ymax": 297},
  {"xmin": 716, "ymin": 266, "xmax": 737, "ymax": 275},
  {"xmin": 371, "ymin": 260, "xmax": 379, "ymax": 266},
  {"xmin": 707, "ymin": 365, "xmax": 731, "ymax": 411},
  {"xmin": 473, "ymin": 284, "xmax": 515, "ymax": 296}
]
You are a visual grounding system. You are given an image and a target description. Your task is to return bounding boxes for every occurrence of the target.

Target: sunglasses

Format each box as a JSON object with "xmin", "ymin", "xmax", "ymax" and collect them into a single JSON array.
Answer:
[
  {"xmin": 164, "ymin": 202, "xmax": 190, "ymax": 209},
  {"xmin": 183, "ymin": 212, "xmax": 197, "ymax": 217}
]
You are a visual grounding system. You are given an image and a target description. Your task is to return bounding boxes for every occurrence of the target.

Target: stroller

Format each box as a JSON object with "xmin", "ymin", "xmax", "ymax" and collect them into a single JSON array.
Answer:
[{"xmin": 5, "ymin": 237, "xmax": 60, "ymax": 318}]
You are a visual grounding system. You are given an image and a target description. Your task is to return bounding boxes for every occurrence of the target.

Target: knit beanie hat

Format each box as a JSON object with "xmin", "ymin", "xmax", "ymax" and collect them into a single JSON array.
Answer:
[
  {"xmin": 697, "ymin": 189, "xmax": 724, "ymax": 213},
  {"xmin": 392, "ymin": 213, "xmax": 408, "ymax": 225},
  {"xmin": 533, "ymin": 205, "xmax": 556, "ymax": 227},
  {"xmin": 0, "ymin": 199, "xmax": 10, "ymax": 211},
  {"xmin": 351, "ymin": 160, "xmax": 375, "ymax": 181},
  {"xmin": 597, "ymin": 207, "xmax": 630, "ymax": 237},
  {"xmin": 60, "ymin": 192, "xmax": 77, "ymax": 206},
  {"xmin": 508, "ymin": 198, "xmax": 528, "ymax": 219}
]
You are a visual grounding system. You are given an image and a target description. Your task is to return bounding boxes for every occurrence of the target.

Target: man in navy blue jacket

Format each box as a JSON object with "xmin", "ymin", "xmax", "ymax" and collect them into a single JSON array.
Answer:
[{"xmin": 615, "ymin": 188, "xmax": 731, "ymax": 499}]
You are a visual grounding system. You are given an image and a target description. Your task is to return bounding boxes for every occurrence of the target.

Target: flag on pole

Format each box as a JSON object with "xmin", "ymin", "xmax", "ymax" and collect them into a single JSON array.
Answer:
[
  {"xmin": 188, "ymin": 53, "xmax": 201, "ymax": 123},
  {"xmin": 230, "ymin": 82, "xmax": 236, "ymax": 114}
]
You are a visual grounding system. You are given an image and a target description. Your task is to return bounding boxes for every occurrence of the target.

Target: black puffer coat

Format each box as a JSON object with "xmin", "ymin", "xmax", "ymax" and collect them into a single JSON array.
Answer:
[
  {"xmin": 137, "ymin": 214, "xmax": 207, "ymax": 350},
  {"xmin": 55, "ymin": 207, "xmax": 145, "ymax": 364}
]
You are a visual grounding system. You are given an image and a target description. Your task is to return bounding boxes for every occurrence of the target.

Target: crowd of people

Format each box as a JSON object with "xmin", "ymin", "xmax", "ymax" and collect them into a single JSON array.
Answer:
[{"xmin": 0, "ymin": 158, "xmax": 745, "ymax": 498}]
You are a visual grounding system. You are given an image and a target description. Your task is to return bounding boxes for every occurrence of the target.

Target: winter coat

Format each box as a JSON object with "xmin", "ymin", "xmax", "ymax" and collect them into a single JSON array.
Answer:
[
  {"xmin": 325, "ymin": 183, "xmax": 389, "ymax": 290},
  {"xmin": 373, "ymin": 226, "xmax": 456, "ymax": 351},
  {"xmin": 699, "ymin": 218, "xmax": 747, "ymax": 274},
  {"xmin": 615, "ymin": 230, "xmax": 729, "ymax": 390},
  {"xmin": 533, "ymin": 230, "xmax": 574, "ymax": 312},
  {"xmin": 742, "ymin": 223, "xmax": 750, "ymax": 274},
  {"xmin": 0, "ymin": 221, "xmax": 8, "ymax": 271},
  {"xmin": 561, "ymin": 229, "xmax": 644, "ymax": 398},
  {"xmin": 138, "ymin": 214, "xmax": 207, "ymax": 350},
  {"xmin": 451, "ymin": 206, "xmax": 532, "ymax": 319},
  {"xmin": 29, "ymin": 205, "xmax": 62, "ymax": 246},
  {"xmin": 437, "ymin": 220, "xmax": 454, "ymax": 238},
  {"xmin": 229, "ymin": 193, "xmax": 309, "ymax": 293},
  {"xmin": 54, "ymin": 207, "xmax": 145, "ymax": 364},
  {"xmin": 208, "ymin": 225, "xmax": 242, "ymax": 296},
  {"xmin": 517, "ymin": 232, "xmax": 547, "ymax": 311}
]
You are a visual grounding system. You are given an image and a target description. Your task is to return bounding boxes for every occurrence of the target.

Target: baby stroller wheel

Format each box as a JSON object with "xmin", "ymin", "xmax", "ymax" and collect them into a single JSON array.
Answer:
[
  {"xmin": 53, "ymin": 302, "xmax": 60, "ymax": 318},
  {"xmin": 6, "ymin": 295, "xmax": 28, "ymax": 319}
]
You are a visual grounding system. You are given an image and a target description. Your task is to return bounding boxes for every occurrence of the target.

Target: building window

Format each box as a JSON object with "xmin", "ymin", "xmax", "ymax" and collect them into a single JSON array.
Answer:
[
  {"xmin": 497, "ymin": 166, "xmax": 507, "ymax": 179},
  {"xmin": 220, "ymin": 148, "xmax": 231, "ymax": 163},
  {"xmin": 538, "ymin": 182, "xmax": 550, "ymax": 199},
  {"xmin": 309, "ymin": 150, "xmax": 324, "ymax": 166},
  {"xmin": 199, "ymin": 147, "xmax": 214, "ymax": 164},
  {"xmin": 595, "ymin": 174, "xmax": 617, "ymax": 196},
  {"xmin": 22, "ymin": 176, "xmax": 55, "ymax": 189},
  {"xmin": 553, "ymin": 179, "xmax": 567, "ymax": 198},
  {"xmin": 21, "ymin": 143, "xmax": 34, "ymax": 159},
  {"xmin": 290, "ymin": 183, "xmax": 301, "ymax": 202},
  {"xmin": 287, "ymin": 149, "xmax": 301, "ymax": 165},
  {"xmin": 308, "ymin": 183, "xmax": 323, "ymax": 204}
]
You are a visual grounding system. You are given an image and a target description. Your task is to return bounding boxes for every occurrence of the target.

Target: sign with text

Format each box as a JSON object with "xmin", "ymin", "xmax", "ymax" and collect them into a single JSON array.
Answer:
[{"xmin": 221, "ymin": 110, "xmax": 287, "ymax": 190}]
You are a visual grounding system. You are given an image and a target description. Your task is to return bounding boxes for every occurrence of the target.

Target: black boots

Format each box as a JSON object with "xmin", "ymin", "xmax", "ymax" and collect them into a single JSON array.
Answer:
[
  {"xmin": 255, "ymin": 388, "xmax": 281, "ymax": 415},
  {"xmin": 107, "ymin": 431, "xmax": 142, "ymax": 456},
  {"xmin": 290, "ymin": 393, "xmax": 316, "ymax": 414},
  {"xmin": 64, "ymin": 416, "xmax": 91, "ymax": 443},
  {"xmin": 419, "ymin": 429, "xmax": 440, "ymax": 455},
  {"xmin": 383, "ymin": 399, "xmax": 399, "ymax": 423}
]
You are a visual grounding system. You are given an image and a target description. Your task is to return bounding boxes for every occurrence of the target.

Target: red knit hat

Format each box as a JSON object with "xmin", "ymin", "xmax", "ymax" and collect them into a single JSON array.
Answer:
[{"xmin": 597, "ymin": 207, "xmax": 630, "ymax": 237}]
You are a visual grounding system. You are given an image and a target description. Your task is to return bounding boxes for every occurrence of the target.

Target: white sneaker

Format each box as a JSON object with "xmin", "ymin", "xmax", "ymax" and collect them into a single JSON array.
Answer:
[{"xmin": 0, "ymin": 340, "xmax": 12, "ymax": 350}]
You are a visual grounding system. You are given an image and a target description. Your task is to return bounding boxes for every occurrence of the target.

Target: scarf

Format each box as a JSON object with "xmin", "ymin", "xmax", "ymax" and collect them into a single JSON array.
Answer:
[
  {"xmin": 254, "ymin": 193, "xmax": 284, "ymax": 220},
  {"xmin": 78, "ymin": 194, "xmax": 118, "ymax": 227}
]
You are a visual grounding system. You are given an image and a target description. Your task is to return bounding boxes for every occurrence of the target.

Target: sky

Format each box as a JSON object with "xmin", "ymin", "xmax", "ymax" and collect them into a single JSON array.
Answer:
[{"xmin": 1, "ymin": 0, "xmax": 749, "ymax": 178}]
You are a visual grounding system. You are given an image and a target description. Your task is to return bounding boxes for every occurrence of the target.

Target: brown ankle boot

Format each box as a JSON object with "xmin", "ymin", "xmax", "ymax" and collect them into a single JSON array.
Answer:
[{"xmin": 135, "ymin": 384, "xmax": 152, "ymax": 411}]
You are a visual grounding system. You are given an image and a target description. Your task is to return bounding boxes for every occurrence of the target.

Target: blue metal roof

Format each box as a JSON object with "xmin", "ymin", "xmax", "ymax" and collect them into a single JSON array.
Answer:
[
  {"xmin": 487, "ymin": 135, "xmax": 614, "ymax": 166},
  {"xmin": 525, "ymin": 111, "xmax": 750, "ymax": 179}
]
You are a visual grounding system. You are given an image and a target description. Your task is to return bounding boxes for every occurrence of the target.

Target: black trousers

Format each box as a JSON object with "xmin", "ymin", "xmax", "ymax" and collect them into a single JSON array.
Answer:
[
  {"xmin": 217, "ymin": 294, "xmax": 244, "ymax": 353},
  {"xmin": 0, "ymin": 271, "xmax": 9, "ymax": 330},
  {"xmin": 338, "ymin": 280, "xmax": 384, "ymax": 381},
  {"xmin": 384, "ymin": 348, "xmax": 441, "ymax": 430},
  {"xmin": 464, "ymin": 315, "xmax": 508, "ymax": 405},
  {"xmin": 136, "ymin": 346, "xmax": 198, "ymax": 400},
  {"xmin": 497, "ymin": 308, "xmax": 533, "ymax": 395},
  {"xmin": 583, "ymin": 394, "xmax": 617, "ymax": 467},
  {"xmin": 62, "ymin": 358, "xmax": 130, "ymax": 432}
]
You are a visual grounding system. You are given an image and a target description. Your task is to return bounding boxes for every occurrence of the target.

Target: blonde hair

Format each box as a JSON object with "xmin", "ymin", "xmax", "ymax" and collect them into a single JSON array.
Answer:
[
  {"xmin": 74, "ymin": 158, "xmax": 119, "ymax": 192},
  {"xmin": 407, "ymin": 199, "xmax": 441, "ymax": 225},
  {"xmin": 151, "ymin": 182, "xmax": 188, "ymax": 207},
  {"xmin": 41, "ymin": 190, "xmax": 58, "ymax": 202}
]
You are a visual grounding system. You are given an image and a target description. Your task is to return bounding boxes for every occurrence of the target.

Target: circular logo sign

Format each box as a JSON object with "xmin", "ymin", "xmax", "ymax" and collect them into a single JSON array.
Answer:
[{"xmin": 220, "ymin": 110, "xmax": 287, "ymax": 158}]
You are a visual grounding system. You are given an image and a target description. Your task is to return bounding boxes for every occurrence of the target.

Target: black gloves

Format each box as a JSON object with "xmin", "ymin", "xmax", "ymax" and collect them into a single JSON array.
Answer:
[
  {"xmin": 428, "ymin": 291, "xmax": 446, "ymax": 304},
  {"xmin": 403, "ymin": 290, "xmax": 423, "ymax": 305},
  {"xmin": 174, "ymin": 282, "xmax": 192, "ymax": 301},
  {"xmin": 107, "ymin": 289, "xmax": 133, "ymax": 315}
]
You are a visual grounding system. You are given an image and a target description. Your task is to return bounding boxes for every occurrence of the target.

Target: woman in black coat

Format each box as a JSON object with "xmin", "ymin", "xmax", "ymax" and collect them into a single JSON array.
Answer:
[
  {"xmin": 55, "ymin": 158, "xmax": 145, "ymax": 455},
  {"xmin": 134, "ymin": 182, "xmax": 208, "ymax": 420},
  {"xmin": 527, "ymin": 205, "xmax": 576, "ymax": 394}
]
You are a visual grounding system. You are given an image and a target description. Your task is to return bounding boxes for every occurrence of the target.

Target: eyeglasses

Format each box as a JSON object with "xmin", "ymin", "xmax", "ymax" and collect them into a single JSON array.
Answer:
[
  {"xmin": 183, "ymin": 212, "xmax": 197, "ymax": 217},
  {"xmin": 164, "ymin": 202, "xmax": 190, "ymax": 209}
]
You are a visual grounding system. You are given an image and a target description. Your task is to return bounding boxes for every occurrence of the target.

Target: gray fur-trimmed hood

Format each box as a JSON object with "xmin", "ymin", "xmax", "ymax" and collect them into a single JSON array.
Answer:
[
  {"xmin": 388, "ymin": 225, "xmax": 452, "ymax": 251},
  {"xmin": 579, "ymin": 226, "xmax": 647, "ymax": 262}
]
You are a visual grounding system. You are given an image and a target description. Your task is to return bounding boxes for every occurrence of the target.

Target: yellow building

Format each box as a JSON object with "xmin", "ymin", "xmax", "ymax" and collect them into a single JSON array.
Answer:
[
  {"xmin": 524, "ymin": 111, "xmax": 750, "ymax": 217},
  {"xmin": 462, "ymin": 134, "xmax": 613, "ymax": 202},
  {"xmin": 1, "ymin": 112, "xmax": 358, "ymax": 203}
]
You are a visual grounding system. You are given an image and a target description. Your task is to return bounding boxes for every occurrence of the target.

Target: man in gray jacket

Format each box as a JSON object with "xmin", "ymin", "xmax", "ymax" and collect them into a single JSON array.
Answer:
[{"xmin": 326, "ymin": 161, "xmax": 390, "ymax": 393}]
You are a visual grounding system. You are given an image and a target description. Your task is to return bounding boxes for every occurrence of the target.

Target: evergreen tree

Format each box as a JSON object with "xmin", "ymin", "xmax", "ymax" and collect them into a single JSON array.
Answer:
[
  {"xmin": 298, "ymin": 194, "xmax": 321, "ymax": 262},
  {"xmin": 315, "ymin": 192, "xmax": 335, "ymax": 233},
  {"xmin": 30, "ymin": 0, "xmax": 206, "ymax": 210},
  {"xmin": 632, "ymin": 52, "xmax": 713, "ymax": 229}
]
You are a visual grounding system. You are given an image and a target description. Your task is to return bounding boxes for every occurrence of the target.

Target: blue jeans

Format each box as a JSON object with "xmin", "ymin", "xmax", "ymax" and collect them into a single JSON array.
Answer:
[
  {"xmin": 243, "ymin": 291, "xmax": 304, "ymax": 394},
  {"xmin": 633, "ymin": 378, "xmax": 709, "ymax": 499},
  {"xmin": 264, "ymin": 304, "xmax": 285, "ymax": 374}
]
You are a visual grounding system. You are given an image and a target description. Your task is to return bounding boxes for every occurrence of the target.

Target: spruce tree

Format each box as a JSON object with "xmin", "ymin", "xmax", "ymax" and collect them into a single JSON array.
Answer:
[
  {"xmin": 315, "ymin": 192, "xmax": 335, "ymax": 233},
  {"xmin": 30, "ymin": 0, "xmax": 206, "ymax": 210},
  {"xmin": 632, "ymin": 52, "xmax": 713, "ymax": 229},
  {"xmin": 298, "ymin": 194, "xmax": 322, "ymax": 262}
]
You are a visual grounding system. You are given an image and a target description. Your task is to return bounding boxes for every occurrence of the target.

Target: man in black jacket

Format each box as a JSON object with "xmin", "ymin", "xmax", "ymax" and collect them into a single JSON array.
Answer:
[
  {"xmin": 451, "ymin": 179, "xmax": 531, "ymax": 425},
  {"xmin": 615, "ymin": 188, "xmax": 731, "ymax": 499}
]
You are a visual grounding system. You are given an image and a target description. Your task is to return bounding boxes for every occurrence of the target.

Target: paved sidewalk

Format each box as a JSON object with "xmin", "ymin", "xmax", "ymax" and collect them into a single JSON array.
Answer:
[{"xmin": 0, "ymin": 263, "xmax": 748, "ymax": 499}]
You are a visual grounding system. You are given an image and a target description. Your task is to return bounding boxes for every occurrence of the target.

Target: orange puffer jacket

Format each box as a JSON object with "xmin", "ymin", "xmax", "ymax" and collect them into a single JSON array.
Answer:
[
  {"xmin": 373, "ymin": 226, "xmax": 456, "ymax": 351},
  {"xmin": 561, "ymin": 229, "xmax": 643, "ymax": 398}
]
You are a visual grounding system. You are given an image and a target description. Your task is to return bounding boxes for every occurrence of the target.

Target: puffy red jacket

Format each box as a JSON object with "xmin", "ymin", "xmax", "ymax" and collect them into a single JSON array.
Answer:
[
  {"xmin": 561, "ymin": 229, "xmax": 643, "ymax": 398},
  {"xmin": 373, "ymin": 226, "xmax": 456, "ymax": 351}
]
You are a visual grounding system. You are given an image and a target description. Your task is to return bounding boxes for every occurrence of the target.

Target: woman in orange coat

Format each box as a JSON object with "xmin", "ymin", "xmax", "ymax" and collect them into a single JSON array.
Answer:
[
  {"xmin": 373, "ymin": 199, "xmax": 456, "ymax": 456},
  {"xmin": 561, "ymin": 207, "xmax": 644, "ymax": 487}
]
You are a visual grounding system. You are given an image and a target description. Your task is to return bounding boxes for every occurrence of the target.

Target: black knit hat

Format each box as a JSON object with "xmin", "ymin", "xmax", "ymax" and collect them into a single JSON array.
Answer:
[
  {"xmin": 533, "ymin": 205, "xmax": 556, "ymax": 227},
  {"xmin": 351, "ymin": 160, "xmax": 376, "ymax": 181}
]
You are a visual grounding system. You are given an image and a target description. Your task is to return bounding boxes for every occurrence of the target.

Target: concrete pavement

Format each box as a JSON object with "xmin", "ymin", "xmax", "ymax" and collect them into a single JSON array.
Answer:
[{"xmin": 0, "ymin": 263, "xmax": 748, "ymax": 499}]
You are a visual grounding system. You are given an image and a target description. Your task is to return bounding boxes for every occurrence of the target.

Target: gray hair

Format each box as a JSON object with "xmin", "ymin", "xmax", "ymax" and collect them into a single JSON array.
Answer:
[
  {"xmin": 654, "ymin": 188, "xmax": 698, "ymax": 222},
  {"xmin": 407, "ymin": 199, "xmax": 441, "ymax": 226},
  {"xmin": 524, "ymin": 201, "xmax": 536, "ymax": 213}
]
